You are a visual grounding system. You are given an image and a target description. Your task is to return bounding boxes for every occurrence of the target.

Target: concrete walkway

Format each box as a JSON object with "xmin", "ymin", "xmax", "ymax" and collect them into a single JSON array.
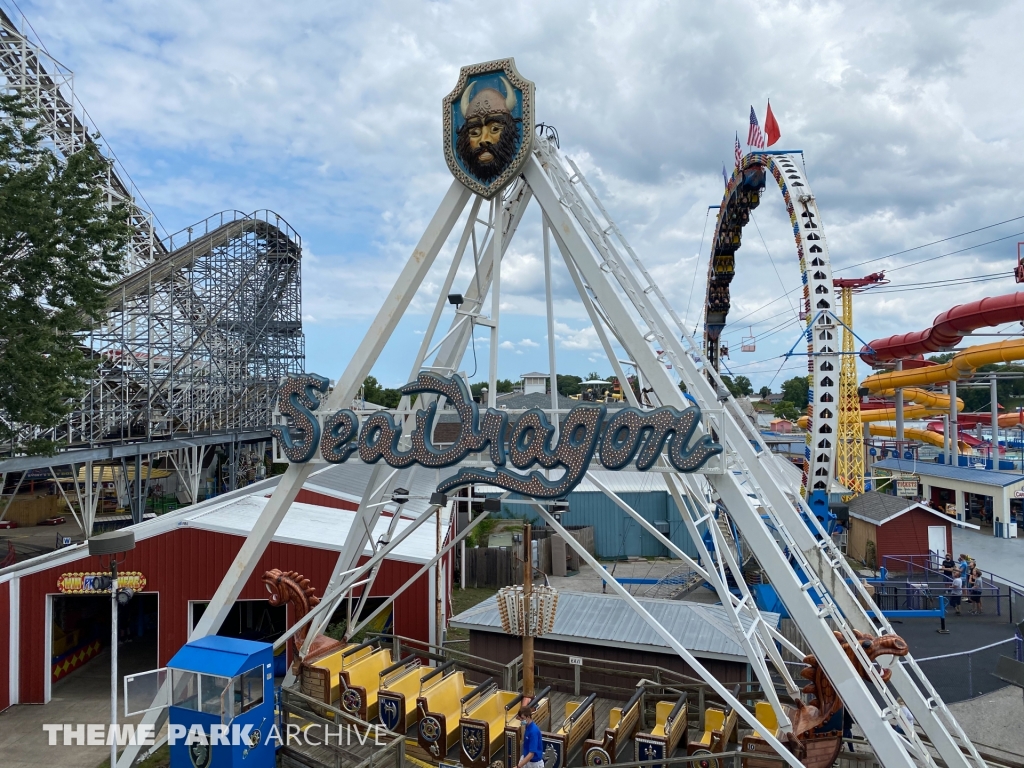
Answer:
[
  {"xmin": 948, "ymin": 684, "xmax": 1024, "ymax": 762},
  {"xmin": 953, "ymin": 526, "xmax": 1024, "ymax": 584},
  {"xmin": 0, "ymin": 641, "xmax": 158, "ymax": 768}
]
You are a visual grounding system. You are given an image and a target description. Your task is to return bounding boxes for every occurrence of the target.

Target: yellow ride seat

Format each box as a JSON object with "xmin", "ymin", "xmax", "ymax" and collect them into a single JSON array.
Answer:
[
  {"xmin": 694, "ymin": 708, "xmax": 726, "ymax": 747},
  {"xmin": 751, "ymin": 701, "xmax": 780, "ymax": 740}
]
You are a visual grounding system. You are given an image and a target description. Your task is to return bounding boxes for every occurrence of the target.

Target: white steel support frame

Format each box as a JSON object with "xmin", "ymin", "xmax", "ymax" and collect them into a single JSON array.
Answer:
[
  {"xmin": 533, "ymin": 145, "xmax": 980, "ymax": 768},
  {"xmin": 173, "ymin": 142, "xmax": 986, "ymax": 768},
  {"xmin": 301, "ymin": 188, "xmax": 529, "ymax": 653},
  {"xmin": 525, "ymin": 149, "xmax": 928, "ymax": 767}
]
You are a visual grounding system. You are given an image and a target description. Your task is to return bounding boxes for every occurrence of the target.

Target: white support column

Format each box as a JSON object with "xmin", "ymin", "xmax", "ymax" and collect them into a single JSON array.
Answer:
[
  {"xmin": 994, "ymin": 490, "xmax": 1009, "ymax": 539},
  {"xmin": 954, "ymin": 489, "xmax": 965, "ymax": 524},
  {"xmin": 9, "ymin": 575, "xmax": 19, "ymax": 707},
  {"xmin": 991, "ymin": 374, "xmax": 999, "ymax": 465},
  {"xmin": 894, "ymin": 360, "xmax": 904, "ymax": 443},
  {"xmin": 488, "ymin": 200, "xmax": 501, "ymax": 409},
  {"xmin": 950, "ymin": 379, "xmax": 959, "ymax": 464},
  {"xmin": 543, "ymin": 215, "xmax": 559, "ymax": 429}
]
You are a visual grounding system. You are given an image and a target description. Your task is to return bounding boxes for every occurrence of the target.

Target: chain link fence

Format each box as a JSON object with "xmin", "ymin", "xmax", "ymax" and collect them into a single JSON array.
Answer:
[{"xmin": 914, "ymin": 637, "xmax": 1022, "ymax": 703}]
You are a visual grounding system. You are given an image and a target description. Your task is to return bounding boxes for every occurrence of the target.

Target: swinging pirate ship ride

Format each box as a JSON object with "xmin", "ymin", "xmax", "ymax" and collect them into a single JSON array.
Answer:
[{"xmin": 236, "ymin": 55, "xmax": 987, "ymax": 768}]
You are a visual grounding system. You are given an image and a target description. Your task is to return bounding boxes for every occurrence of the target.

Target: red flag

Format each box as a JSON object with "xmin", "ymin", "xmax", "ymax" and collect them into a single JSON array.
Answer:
[{"xmin": 765, "ymin": 100, "xmax": 781, "ymax": 147}]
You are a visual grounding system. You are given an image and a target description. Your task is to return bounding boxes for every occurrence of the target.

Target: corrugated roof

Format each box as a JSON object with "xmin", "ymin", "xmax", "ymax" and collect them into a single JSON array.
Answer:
[
  {"xmin": 872, "ymin": 458, "xmax": 1024, "ymax": 488},
  {"xmin": 182, "ymin": 494, "xmax": 446, "ymax": 564},
  {"xmin": 450, "ymin": 590, "xmax": 779, "ymax": 662}
]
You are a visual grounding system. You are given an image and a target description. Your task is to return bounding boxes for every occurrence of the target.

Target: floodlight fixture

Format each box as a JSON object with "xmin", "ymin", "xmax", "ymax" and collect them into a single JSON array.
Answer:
[
  {"xmin": 447, "ymin": 293, "xmax": 464, "ymax": 308},
  {"xmin": 88, "ymin": 529, "xmax": 135, "ymax": 557}
]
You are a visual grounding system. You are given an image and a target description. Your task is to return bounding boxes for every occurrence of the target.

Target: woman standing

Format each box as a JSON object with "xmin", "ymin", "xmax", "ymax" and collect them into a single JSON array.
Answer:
[{"xmin": 968, "ymin": 567, "xmax": 984, "ymax": 614}]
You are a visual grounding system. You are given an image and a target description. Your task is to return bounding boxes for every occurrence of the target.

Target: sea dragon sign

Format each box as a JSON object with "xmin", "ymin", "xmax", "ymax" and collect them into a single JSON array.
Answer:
[{"xmin": 271, "ymin": 373, "xmax": 721, "ymax": 500}]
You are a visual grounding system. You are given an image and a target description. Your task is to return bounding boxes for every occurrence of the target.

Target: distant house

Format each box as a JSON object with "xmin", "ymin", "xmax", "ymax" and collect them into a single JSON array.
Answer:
[
  {"xmin": 769, "ymin": 419, "xmax": 794, "ymax": 433},
  {"xmin": 766, "ymin": 393, "xmax": 785, "ymax": 405},
  {"xmin": 846, "ymin": 492, "xmax": 954, "ymax": 565},
  {"xmin": 520, "ymin": 372, "xmax": 549, "ymax": 395}
]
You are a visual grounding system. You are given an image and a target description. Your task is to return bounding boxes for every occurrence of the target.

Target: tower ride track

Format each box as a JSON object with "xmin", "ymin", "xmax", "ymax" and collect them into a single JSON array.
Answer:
[{"xmin": 704, "ymin": 153, "xmax": 839, "ymax": 498}]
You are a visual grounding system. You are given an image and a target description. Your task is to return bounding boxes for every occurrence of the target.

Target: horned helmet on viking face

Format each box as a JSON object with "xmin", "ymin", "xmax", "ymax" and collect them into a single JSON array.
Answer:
[{"xmin": 455, "ymin": 74, "xmax": 522, "ymax": 184}]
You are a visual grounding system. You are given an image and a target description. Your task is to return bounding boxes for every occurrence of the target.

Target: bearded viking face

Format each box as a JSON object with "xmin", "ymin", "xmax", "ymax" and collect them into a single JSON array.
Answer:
[{"xmin": 456, "ymin": 111, "xmax": 521, "ymax": 183}]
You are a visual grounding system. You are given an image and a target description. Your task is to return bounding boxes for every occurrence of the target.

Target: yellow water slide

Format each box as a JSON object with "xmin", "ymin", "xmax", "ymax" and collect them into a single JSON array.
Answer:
[
  {"xmin": 795, "ymin": 339, "xmax": 1024, "ymax": 451},
  {"xmin": 863, "ymin": 339, "xmax": 1024, "ymax": 451}
]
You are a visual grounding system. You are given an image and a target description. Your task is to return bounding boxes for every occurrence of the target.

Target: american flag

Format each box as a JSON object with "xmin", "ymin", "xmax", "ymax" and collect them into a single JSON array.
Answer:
[
  {"xmin": 747, "ymin": 106, "xmax": 766, "ymax": 149},
  {"xmin": 734, "ymin": 132, "xmax": 742, "ymax": 168}
]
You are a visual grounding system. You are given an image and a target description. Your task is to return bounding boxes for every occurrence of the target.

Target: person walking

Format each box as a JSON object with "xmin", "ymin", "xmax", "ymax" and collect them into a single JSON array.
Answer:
[
  {"xmin": 517, "ymin": 704, "xmax": 544, "ymax": 768},
  {"xmin": 949, "ymin": 572, "xmax": 963, "ymax": 615}
]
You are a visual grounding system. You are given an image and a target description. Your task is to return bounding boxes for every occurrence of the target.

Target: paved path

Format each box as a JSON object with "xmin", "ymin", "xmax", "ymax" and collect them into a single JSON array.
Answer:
[
  {"xmin": 948, "ymin": 684, "xmax": 1024, "ymax": 762},
  {"xmin": 953, "ymin": 526, "xmax": 1024, "ymax": 584},
  {"xmin": 0, "ymin": 642, "xmax": 158, "ymax": 768}
]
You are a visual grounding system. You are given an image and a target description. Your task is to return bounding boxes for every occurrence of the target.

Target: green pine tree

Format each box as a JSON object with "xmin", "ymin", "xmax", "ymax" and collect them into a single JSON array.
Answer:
[{"xmin": 0, "ymin": 92, "xmax": 131, "ymax": 452}]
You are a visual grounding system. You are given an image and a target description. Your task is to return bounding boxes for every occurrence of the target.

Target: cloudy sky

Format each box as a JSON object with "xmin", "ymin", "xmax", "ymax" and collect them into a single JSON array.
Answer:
[{"xmin": 10, "ymin": 0, "xmax": 1024, "ymax": 391}]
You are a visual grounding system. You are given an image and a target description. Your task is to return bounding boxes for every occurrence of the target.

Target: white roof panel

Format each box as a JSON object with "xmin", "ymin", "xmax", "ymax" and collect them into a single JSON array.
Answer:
[{"xmin": 182, "ymin": 495, "xmax": 446, "ymax": 564}]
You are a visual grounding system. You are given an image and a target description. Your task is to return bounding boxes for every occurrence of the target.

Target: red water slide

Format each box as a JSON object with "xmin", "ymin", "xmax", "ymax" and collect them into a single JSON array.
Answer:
[{"xmin": 861, "ymin": 291, "xmax": 1024, "ymax": 366}]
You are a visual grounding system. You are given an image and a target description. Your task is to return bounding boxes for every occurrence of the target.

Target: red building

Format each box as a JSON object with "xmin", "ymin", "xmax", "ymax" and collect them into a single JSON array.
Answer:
[
  {"xmin": 846, "ymin": 492, "xmax": 954, "ymax": 565},
  {"xmin": 0, "ymin": 467, "xmax": 452, "ymax": 710}
]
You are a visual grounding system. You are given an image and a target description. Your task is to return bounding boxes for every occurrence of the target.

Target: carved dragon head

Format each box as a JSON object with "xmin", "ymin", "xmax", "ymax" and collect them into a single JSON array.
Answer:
[
  {"xmin": 790, "ymin": 629, "xmax": 909, "ymax": 741},
  {"xmin": 262, "ymin": 568, "xmax": 320, "ymax": 613},
  {"xmin": 838, "ymin": 630, "xmax": 909, "ymax": 683}
]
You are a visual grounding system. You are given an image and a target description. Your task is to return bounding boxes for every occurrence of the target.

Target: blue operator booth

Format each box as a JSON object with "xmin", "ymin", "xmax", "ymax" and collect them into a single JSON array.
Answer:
[{"xmin": 167, "ymin": 636, "xmax": 275, "ymax": 768}]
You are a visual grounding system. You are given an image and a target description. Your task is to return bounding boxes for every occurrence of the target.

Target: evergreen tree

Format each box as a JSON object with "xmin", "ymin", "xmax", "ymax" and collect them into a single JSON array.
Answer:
[{"xmin": 0, "ymin": 93, "xmax": 131, "ymax": 451}]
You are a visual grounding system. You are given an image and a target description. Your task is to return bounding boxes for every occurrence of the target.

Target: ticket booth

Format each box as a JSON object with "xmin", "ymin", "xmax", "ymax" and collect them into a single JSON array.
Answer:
[{"xmin": 165, "ymin": 636, "xmax": 275, "ymax": 768}]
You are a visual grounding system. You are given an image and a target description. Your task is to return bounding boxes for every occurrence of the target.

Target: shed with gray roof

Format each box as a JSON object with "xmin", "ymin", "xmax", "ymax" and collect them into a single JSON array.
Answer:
[{"xmin": 450, "ymin": 590, "xmax": 777, "ymax": 688}]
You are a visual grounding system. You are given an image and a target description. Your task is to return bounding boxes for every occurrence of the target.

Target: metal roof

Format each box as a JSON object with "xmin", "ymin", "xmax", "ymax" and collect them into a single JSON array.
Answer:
[
  {"xmin": 182, "ymin": 494, "xmax": 446, "ymax": 564},
  {"xmin": 449, "ymin": 590, "xmax": 779, "ymax": 662},
  {"xmin": 872, "ymin": 458, "xmax": 1024, "ymax": 488}
]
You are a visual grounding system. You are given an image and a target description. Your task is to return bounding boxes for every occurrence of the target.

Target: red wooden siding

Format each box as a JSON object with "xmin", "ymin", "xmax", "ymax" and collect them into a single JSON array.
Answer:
[
  {"xmin": 0, "ymin": 579, "xmax": 9, "ymax": 711},
  {"xmin": 294, "ymin": 489, "xmax": 358, "ymax": 510},
  {"xmin": 17, "ymin": 526, "xmax": 430, "ymax": 703},
  {"xmin": 876, "ymin": 508, "xmax": 951, "ymax": 562}
]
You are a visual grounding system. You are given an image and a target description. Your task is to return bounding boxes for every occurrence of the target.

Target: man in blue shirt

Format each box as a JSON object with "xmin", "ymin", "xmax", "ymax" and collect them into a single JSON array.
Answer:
[{"xmin": 517, "ymin": 703, "xmax": 544, "ymax": 768}]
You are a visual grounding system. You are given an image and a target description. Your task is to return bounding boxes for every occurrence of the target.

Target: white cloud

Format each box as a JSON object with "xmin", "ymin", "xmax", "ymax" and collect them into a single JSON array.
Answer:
[{"xmin": 20, "ymin": 0, "xmax": 1024, "ymax": 388}]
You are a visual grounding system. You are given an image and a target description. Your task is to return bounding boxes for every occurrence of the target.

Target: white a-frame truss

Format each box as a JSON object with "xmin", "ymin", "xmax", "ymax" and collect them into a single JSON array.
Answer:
[{"xmin": 147, "ymin": 137, "xmax": 985, "ymax": 768}]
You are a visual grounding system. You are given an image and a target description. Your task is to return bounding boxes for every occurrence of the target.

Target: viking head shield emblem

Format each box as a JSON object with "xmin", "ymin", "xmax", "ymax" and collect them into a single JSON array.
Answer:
[{"xmin": 443, "ymin": 58, "xmax": 534, "ymax": 199}]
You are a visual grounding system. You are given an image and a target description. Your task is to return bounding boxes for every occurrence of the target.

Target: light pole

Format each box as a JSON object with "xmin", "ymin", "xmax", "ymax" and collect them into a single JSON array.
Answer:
[
  {"xmin": 88, "ymin": 529, "xmax": 135, "ymax": 768},
  {"xmin": 496, "ymin": 522, "xmax": 558, "ymax": 699}
]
